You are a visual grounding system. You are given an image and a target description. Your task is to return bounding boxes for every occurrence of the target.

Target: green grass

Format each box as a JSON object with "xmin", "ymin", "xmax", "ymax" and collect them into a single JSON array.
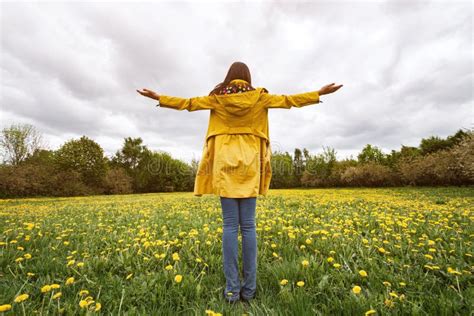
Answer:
[{"xmin": 0, "ymin": 187, "xmax": 473, "ymax": 315}]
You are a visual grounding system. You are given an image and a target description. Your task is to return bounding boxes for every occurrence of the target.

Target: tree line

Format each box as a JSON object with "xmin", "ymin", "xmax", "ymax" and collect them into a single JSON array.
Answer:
[{"xmin": 0, "ymin": 123, "xmax": 472, "ymax": 198}]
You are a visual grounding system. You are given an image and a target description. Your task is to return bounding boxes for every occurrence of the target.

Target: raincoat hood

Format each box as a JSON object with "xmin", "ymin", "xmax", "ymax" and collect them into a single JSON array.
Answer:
[{"xmin": 213, "ymin": 80, "xmax": 264, "ymax": 116}]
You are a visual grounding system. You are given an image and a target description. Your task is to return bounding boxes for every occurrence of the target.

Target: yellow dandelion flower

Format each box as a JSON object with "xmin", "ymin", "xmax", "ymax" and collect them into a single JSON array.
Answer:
[
  {"xmin": 352, "ymin": 285, "xmax": 362, "ymax": 294},
  {"xmin": 384, "ymin": 299, "xmax": 394, "ymax": 307},
  {"xmin": 126, "ymin": 273, "xmax": 133, "ymax": 280},
  {"xmin": 94, "ymin": 303, "xmax": 102, "ymax": 311},
  {"xmin": 174, "ymin": 274, "xmax": 183, "ymax": 283},
  {"xmin": 66, "ymin": 277, "xmax": 75, "ymax": 285},
  {"xmin": 79, "ymin": 289, "xmax": 89, "ymax": 296},
  {"xmin": 327, "ymin": 257, "xmax": 334, "ymax": 263},
  {"xmin": 24, "ymin": 253, "xmax": 32, "ymax": 259},
  {"xmin": 79, "ymin": 300, "xmax": 89, "ymax": 308},
  {"xmin": 77, "ymin": 262, "xmax": 84, "ymax": 268},
  {"xmin": 333, "ymin": 263, "xmax": 341, "ymax": 269},
  {"xmin": 50, "ymin": 284, "xmax": 60, "ymax": 289},
  {"xmin": 359, "ymin": 270, "xmax": 368, "ymax": 277},
  {"xmin": 301, "ymin": 260, "xmax": 309, "ymax": 267},
  {"xmin": 296, "ymin": 281, "xmax": 305, "ymax": 287},
  {"xmin": 52, "ymin": 292, "xmax": 62, "ymax": 299},
  {"xmin": 378, "ymin": 247, "xmax": 386, "ymax": 254},
  {"xmin": 14, "ymin": 293, "xmax": 29, "ymax": 303},
  {"xmin": 365, "ymin": 309, "xmax": 377, "ymax": 316},
  {"xmin": 41, "ymin": 285, "xmax": 52, "ymax": 293},
  {"xmin": 280, "ymin": 279, "xmax": 289, "ymax": 286},
  {"xmin": 0, "ymin": 304, "xmax": 12, "ymax": 312},
  {"xmin": 165, "ymin": 265, "xmax": 173, "ymax": 271}
]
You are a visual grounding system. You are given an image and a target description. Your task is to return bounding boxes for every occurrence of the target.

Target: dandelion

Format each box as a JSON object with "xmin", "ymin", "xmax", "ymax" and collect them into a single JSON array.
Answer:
[
  {"xmin": 365, "ymin": 309, "xmax": 377, "ymax": 316},
  {"xmin": 24, "ymin": 253, "xmax": 32, "ymax": 259},
  {"xmin": 79, "ymin": 300, "xmax": 89, "ymax": 308},
  {"xmin": 50, "ymin": 284, "xmax": 60, "ymax": 289},
  {"xmin": 0, "ymin": 304, "xmax": 12, "ymax": 312},
  {"xmin": 41, "ymin": 285, "xmax": 52, "ymax": 293},
  {"xmin": 333, "ymin": 263, "xmax": 341, "ymax": 269},
  {"xmin": 165, "ymin": 265, "xmax": 173, "ymax": 271},
  {"xmin": 378, "ymin": 247, "xmax": 386, "ymax": 254},
  {"xmin": 14, "ymin": 293, "xmax": 29, "ymax": 303},
  {"xmin": 79, "ymin": 289, "xmax": 89, "ymax": 296},
  {"xmin": 280, "ymin": 279, "xmax": 288, "ymax": 286},
  {"xmin": 77, "ymin": 262, "xmax": 84, "ymax": 268},
  {"xmin": 384, "ymin": 299, "xmax": 394, "ymax": 307},
  {"xmin": 327, "ymin": 257, "xmax": 334, "ymax": 263},
  {"xmin": 126, "ymin": 273, "xmax": 133, "ymax": 280},
  {"xmin": 66, "ymin": 277, "xmax": 75, "ymax": 285},
  {"xmin": 67, "ymin": 259, "xmax": 75, "ymax": 266},
  {"xmin": 52, "ymin": 292, "xmax": 62, "ymax": 299},
  {"xmin": 359, "ymin": 270, "xmax": 368, "ymax": 277},
  {"xmin": 94, "ymin": 303, "xmax": 102, "ymax": 311},
  {"xmin": 301, "ymin": 259, "xmax": 309, "ymax": 267},
  {"xmin": 296, "ymin": 281, "xmax": 305, "ymax": 287},
  {"xmin": 174, "ymin": 274, "xmax": 183, "ymax": 283},
  {"xmin": 172, "ymin": 252, "xmax": 180, "ymax": 261},
  {"xmin": 352, "ymin": 285, "xmax": 362, "ymax": 294}
]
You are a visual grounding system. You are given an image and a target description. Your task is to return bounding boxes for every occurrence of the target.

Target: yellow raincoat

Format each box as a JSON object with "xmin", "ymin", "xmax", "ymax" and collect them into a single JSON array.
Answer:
[{"xmin": 157, "ymin": 79, "xmax": 321, "ymax": 198}]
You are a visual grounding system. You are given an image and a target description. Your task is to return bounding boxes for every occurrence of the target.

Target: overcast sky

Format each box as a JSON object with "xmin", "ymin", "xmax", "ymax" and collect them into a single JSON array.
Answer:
[{"xmin": 1, "ymin": 0, "xmax": 472, "ymax": 163}]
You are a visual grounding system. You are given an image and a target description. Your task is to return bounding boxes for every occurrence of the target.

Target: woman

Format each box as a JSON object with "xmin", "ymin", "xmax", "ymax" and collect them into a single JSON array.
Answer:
[{"xmin": 137, "ymin": 61, "xmax": 343, "ymax": 304}]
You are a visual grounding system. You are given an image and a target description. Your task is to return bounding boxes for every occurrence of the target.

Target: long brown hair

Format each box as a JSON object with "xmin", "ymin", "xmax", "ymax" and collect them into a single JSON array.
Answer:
[{"xmin": 209, "ymin": 61, "xmax": 253, "ymax": 96}]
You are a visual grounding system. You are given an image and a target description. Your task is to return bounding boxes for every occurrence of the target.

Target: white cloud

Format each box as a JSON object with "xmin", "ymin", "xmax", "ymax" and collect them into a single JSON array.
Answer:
[{"xmin": 1, "ymin": 0, "xmax": 472, "ymax": 163}]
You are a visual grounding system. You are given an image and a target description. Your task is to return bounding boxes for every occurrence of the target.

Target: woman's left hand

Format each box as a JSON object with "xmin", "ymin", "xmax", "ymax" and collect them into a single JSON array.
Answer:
[{"xmin": 137, "ymin": 88, "xmax": 160, "ymax": 100}]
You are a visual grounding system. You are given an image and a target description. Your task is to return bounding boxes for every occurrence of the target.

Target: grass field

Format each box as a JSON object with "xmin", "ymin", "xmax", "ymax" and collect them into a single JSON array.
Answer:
[{"xmin": 0, "ymin": 187, "xmax": 473, "ymax": 315}]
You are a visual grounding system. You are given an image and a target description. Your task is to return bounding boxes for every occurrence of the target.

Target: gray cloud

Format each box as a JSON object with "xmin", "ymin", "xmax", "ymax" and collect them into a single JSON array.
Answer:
[{"xmin": 1, "ymin": 0, "xmax": 472, "ymax": 163}]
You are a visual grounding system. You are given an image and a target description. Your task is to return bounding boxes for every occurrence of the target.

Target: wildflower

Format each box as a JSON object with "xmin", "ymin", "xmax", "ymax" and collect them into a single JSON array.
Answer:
[
  {"xmin": 327, "ymin": 257, "xmax": 334, "ymax": 263},
  {"xmin": 280, "ymin": 279, "xmax": 289, "ymax": 286},
  {"xmin": 0, "ymin": 304, "xmax": 12, "ymax": 312},
  {"xmin": 172, "ymin": 252, "xmax": 180, "ymax": 261},
  {"xmin": 14, "ymin": 294, "xmax": 29, "ymax": 303},
  {"xmin": 296, "ymin": 281, "xmax": 305, "ymax": 287},
  {"xmin": 382, "ymin": 281, "xmax": 391, "ymax": 287},
  {"xmin": 50, "ymin": 284, "xmax": 60, "ymax": 289},
  {"xmin": 365, "ymin": 309, "xmax": 377, "ymax": 316},
  {"xmin": 174, "ymin": 274, "xmax": 183, "ymax": 283},
  {"xmin": 126, "ymin": 273, "xmax": 133, "ymax": 280},
  {"xmin": 94, "ymin": 303, "xmax": 102, "ymax": 311},
  {"xmin": 41, "ymin": 285, "xmax": 52, "ymax": 293},
  {"xmin": 359, "ymin": 270, "xmax": 368, "ymax": 277},
  {"xmin": 24, "ymin": 253, "xmax": 32, "ymax": 259},
  {"xmin": 352, "ymin": 285, "xmax": 362, "ymax": 294},
  {"xmin": 79, "ymin": 289, "xmax": 89, "ymax": 296},
  {"xmin": 165, "ymin": 265, "xmax": 173, "ymax": 271},
  {"xmin": 384, "ymin": 299, "xmax": 394, "ymax": 307},
  {"xmin": 77, "ymin": 262, "xmax": 84, "ymax": 268},
  {"xmin": 333, "ymin": 263, "xmax": 341, "ymax": 269},
  {"xmin": 301, "ymin": 260, "xmax": 309, "ymax": 267},
  {"xmin": 378, "ymin": 247, "xmax": 386, "ymax": 254},
  {"xmin": 53, "ymin": 292, "xmax": 62, "ymax": 299},
  {"xmin": 66, "ymin": 277, "xmax": 75, "ymax": 285}
]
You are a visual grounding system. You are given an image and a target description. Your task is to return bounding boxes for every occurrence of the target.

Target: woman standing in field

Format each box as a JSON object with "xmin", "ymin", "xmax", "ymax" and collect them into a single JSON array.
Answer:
[{"xmin": 137, "ymin": 61, "xmax": 343, "ymax": 303}]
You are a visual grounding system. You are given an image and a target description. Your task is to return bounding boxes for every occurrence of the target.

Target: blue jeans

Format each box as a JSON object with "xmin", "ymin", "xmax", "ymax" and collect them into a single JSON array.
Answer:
[{"xmin": 220, "ymin": 196, "xmax": 257, "ymax": 302}]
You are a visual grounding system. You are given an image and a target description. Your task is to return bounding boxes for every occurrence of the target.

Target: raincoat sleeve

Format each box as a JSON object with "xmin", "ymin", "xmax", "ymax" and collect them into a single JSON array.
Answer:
[
  {"xmin": 262, "ymin": 90, "xmax": 322, "ymax": 109},
  {"xmin": 157, "ymin": 95, "xmax": 216, "ymax": 111}
]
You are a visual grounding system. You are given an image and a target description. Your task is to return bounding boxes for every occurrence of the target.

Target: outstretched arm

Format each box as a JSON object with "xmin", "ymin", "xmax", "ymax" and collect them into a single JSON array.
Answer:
[
  {"xmin": 137, "ymin": 88, "xmax": 216, "ymax": 111},
  {"xmin": 262, "ymin": 83, "xmax": 343, "ymax": 109}
]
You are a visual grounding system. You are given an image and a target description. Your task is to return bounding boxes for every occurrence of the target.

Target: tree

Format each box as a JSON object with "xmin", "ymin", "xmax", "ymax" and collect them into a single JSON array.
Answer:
[
  {"xmin": 55, "ymin": 136, "xmax": 108, "ymax": 189},
  {"xmin": 357, "ymin": 144, "xmax": 385, "ymax": 164},
  {"xmin": 0, "ymin": 123, "xmax": 44, "ymax": 165}
]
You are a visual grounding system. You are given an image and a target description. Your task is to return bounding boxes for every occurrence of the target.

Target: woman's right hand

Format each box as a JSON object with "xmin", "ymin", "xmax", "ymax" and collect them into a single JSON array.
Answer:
[
  {"xmin": 318, "ymin": 83, "xmax": 343, "ymax": 95},
  {"xmin": 137, "ymin": 88, "xmax": 160, "ymax": 101}
]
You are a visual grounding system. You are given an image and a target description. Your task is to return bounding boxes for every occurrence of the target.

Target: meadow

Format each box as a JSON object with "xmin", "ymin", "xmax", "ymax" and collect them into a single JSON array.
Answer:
[{"xmin": 0, "ymin": 187, "xmax": 472, "ymax": 315}]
